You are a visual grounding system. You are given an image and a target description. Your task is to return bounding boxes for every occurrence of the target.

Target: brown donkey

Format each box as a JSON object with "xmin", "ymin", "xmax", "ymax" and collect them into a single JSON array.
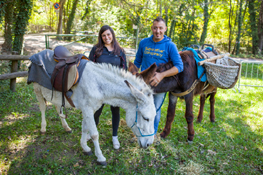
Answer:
[{"xmin": 129, "ymin": 50, "xmax": 217, "ymax": 141}]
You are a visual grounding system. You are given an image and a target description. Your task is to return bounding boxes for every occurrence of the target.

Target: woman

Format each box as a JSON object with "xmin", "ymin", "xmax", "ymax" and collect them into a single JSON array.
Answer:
[{"xmin": 89, "ymin": 25, "xmax": 127, "ymax": 149}]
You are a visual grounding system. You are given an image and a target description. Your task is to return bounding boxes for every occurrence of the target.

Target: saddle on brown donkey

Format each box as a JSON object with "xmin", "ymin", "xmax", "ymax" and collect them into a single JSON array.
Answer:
[{"xmin": 129, "ymin": 50, "xmax": 217, "ymax": 142}]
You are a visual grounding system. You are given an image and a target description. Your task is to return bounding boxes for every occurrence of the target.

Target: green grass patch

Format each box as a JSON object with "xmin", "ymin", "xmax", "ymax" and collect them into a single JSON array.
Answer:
[
  {"xmin": 0, "ymin": 78, "xmax": 262, "ymax": 174},
  {"xmin": 239, "ymin": 62, "xmax": 263, "ymax": 87}
]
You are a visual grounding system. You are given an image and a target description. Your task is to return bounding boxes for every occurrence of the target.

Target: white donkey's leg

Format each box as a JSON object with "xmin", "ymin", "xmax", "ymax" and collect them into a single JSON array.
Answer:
[
  {"xmin": 34, "ymin": 84, "xmax": 47, "ymax": 134},
  {"xmin": 81, "ymin": 109, "xmax": 106, "ymax": 165},
  {"xmin": 55, "ymin": 105, "xmax": 72, "ymax": 133}
]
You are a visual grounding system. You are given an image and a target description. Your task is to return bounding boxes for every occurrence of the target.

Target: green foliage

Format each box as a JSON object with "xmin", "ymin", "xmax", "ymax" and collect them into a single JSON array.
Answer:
[
  {"xmin": 1, "ymin": 0, "xmax": 262, "ymax": 55},
  {"xmin": 12, "ymin": 0, "xmax": 33, "ymax": 54},
  {"xmin": 1, "ymin": 1, "xmax": 14, "ymax": 52},
  {"xmin": 0, "ymin": 1, "xmax": 7, "ymax": 24}
]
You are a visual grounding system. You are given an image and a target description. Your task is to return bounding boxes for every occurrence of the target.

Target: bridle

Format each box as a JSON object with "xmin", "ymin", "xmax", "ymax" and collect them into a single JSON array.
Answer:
[{"xmin": 130, "ymin": 105, "xmax": 155, "ymax": 137}]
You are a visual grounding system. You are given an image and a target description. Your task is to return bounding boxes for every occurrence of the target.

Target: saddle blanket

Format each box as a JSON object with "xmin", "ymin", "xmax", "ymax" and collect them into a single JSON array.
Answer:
[
  {"xmin": 182, "ymin": 47, "xmax": 207, "ymax": 82},
  {"xmin": 27, "ymin": 49, "xmax": 88, "ymax": 90}
]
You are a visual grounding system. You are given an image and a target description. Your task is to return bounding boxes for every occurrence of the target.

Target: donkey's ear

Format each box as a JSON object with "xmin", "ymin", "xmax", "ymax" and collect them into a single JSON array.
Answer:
[
  {"xmin": 128, "ymin": 62, "xmax": 139, "ymax": 75},
  {"xmin": 139, "ymin": 63, "xmax": 157, "ymax": 85},
  {"xmin": 124, "ymin": 80, "xmax": 146, "ymax": 104}
]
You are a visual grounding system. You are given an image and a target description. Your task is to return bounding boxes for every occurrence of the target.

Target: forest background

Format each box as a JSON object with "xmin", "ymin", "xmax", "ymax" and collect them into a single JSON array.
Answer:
[{"xmin": 0, "ymin": 0, "xmax": 263, "ymax": 57}]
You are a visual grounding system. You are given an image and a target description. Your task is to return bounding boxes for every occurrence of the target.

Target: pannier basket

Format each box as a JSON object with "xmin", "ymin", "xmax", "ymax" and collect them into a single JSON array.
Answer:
[{"xmin": 203, "ymin": 56, "xmax": 241, "ymax": 89}]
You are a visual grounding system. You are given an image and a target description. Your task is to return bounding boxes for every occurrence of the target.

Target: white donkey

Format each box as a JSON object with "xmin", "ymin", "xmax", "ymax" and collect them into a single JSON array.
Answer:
[{"xmin": 33, "ymin": 61, "xmax": 156, "ymax": 165}]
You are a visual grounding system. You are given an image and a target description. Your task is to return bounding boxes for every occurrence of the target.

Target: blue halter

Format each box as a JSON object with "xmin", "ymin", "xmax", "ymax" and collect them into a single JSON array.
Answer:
[{"xmin": 130, "ymin": 105, "xmax": 155, "ymax": 137}]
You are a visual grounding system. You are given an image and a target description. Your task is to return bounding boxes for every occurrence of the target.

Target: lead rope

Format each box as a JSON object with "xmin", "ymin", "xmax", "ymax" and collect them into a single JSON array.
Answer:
[{"xmin": 60, "ymin": 64, "xmax": 69, "ymax": 118}]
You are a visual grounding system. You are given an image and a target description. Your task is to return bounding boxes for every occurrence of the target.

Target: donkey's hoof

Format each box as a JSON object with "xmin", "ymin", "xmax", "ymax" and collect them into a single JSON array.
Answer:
[
  {"xmin": 97, "ymin": 161, "xmax": 107, "ymax": 166},
  {"xmin": 40, "ymin": 131, "xmax": 46, "ymax": 135},
  {"xmin": 83, "ymin": 151, "xmax": 92, "ymax": 156},
  {"xmin": 187, "ymin": 140, "xmax": 193, "ymax": 144},
  {"xmin": 66, "ymin": 130, "xmax": 72, "ymax": 133},
  {"xmin": 160, "ymin": 132, "xmax": 167, "ymax": 139}
]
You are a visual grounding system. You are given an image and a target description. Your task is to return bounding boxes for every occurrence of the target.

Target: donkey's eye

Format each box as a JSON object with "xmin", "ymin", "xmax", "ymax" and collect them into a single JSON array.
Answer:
[{"xmin": 142, "ymin": 116, "xmax": 149, "ymax": 122}]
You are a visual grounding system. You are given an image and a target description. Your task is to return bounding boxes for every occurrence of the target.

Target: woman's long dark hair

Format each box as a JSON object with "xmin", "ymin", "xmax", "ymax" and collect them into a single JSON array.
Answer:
[{"xmin": 95, "ymin": 25, "xmax": 124, "ymax": 58}]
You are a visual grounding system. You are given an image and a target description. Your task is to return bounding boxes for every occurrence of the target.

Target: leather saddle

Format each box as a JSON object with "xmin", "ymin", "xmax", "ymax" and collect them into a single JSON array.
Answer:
[{"xmin": 51, "ymin": 46, "xmax": 81, "ymax": 109}]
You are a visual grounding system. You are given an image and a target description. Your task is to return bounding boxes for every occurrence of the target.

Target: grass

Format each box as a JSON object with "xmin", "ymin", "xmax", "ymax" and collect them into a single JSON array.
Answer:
[
  {"xmin": 238, "ymin": 62, "xmax": 263, "ymax": 87},
  {"xmin": 0, "ymin": 77, "xmax": 263, "ymax": 174},
  {"xmin": 231, "ymin": 53, "xmax": 263, "ymax": 60}
]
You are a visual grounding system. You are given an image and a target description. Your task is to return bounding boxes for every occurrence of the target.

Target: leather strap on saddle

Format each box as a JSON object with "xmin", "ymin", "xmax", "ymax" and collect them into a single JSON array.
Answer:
[{"xmin": 51, "ymin": 46, "xmax": 81, "ymax": 117}]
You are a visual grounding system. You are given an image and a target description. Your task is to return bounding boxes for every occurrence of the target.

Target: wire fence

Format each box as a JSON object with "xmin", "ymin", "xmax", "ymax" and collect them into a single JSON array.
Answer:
[{"xmin": 238, "ymin": 60, "xmax": 263, "ymax": 92}]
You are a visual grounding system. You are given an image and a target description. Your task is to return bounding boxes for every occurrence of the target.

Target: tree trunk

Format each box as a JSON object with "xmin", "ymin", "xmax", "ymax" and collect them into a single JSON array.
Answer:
[
  {"xmin": 65, "ymin": 0, "xmax": 79, "ymax": 40},
  {"xmin": 159, "ymin": 0, "xmax": 162, "ymax": 16},
  {"xmin": 228, "ymin": 0, "xmax": 232, "ymax": 53},
  {"xmin": 81, "ymin": 0, "xmax": 91, "ymax": 20},
  {"xmin": 248, "ymin": 0, "xmax": 258, "ymax": 54},
  {"xmin": 199, "ymin": 0, "xmax": 209, "ymax": 45},
  {"xmin": 236, "ymin": 0, "xmax": 244, "ymax": 55},
  {"xmin": 2, "ymin": 2, "xmax": 13, "ymax": 53},
  {"xmin": 57, "ymin": 0, "xmax": 66, "ymax": 39},
  {"xmin": 13, "ymin": 0, "xmax": 32, "ymax": 55},
  {"xmin": 169, "ymin": 20, "xmax": 176, "ymax": 39},
  {"xmin": 165, "ymin": 6, "xmax": 168, "ymax": 36},
  {"xmin": 258, "ymin": 0, "xmax": 263, "ymax": 54}
]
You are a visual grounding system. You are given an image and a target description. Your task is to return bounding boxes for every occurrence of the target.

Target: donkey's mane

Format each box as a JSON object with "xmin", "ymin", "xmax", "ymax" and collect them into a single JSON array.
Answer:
[{"xmin": 92, "ymin": 62, "xmax": 153, "ymax": 94}]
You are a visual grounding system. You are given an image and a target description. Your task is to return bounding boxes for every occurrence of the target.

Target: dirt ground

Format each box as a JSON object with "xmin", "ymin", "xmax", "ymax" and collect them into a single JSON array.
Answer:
[{"xmin": 0, "ymin": 33, "xmax": 137, "ymax": 58}]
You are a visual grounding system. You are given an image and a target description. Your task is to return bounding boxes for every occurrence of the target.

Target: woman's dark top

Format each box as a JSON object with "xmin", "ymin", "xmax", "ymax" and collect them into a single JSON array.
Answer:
[{"xmin": 89, "ymin": 46, "xmax": 127, "ymax": 70}]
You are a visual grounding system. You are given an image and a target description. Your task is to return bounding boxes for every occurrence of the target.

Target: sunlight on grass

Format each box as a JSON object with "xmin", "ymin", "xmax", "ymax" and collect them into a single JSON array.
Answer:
[
  {"xmin": 3, "ymin": 113, "xmax": 31, "ymax": 126},
  {"xmin": 0, "ymin": 135, "xmax": 35, "ymax": 174},
  {"xmin": 178, "ymin": 160, "xmax": 205, "ymax": 175},
  {"xmin": 16, "ymin": 77, "xmax": 26, "ymax": 83}
]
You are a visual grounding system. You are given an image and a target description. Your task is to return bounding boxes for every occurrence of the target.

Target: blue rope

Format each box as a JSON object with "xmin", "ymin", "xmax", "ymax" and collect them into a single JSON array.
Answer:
[{"xmin": 156, "ymin": 92, "xmax": 167, "ymax": 112}]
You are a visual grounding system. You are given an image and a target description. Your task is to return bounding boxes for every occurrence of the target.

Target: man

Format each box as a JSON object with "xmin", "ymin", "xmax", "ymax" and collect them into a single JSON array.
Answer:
[{"xmin": 134, "ymin": 17, "xmax": 183, "ymax": 137}]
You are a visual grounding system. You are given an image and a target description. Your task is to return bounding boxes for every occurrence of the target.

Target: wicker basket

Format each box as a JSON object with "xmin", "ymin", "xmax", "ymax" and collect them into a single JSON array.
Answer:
[{"xmin": 203, "ymin": 56, "xmax": 241, "ymax": 89}]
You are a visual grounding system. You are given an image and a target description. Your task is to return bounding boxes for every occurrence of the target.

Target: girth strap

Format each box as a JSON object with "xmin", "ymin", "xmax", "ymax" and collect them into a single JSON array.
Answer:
[{"xmin": 171, "ymin": 70, "xmax": 206, "ymax": 97}]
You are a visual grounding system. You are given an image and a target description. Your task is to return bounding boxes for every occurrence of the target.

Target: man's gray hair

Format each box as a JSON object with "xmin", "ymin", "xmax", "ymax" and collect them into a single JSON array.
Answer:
[{"xmin": 153, "ymin": 17, "xmax": 166, "ymax": 25}]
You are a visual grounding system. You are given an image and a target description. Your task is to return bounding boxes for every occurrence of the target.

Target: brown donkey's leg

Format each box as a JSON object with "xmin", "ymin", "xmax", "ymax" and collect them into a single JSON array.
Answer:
[
  {"xmin": 209, "ymin": 90, "xmax": 217, "ymax": 122},
  {"xmin": 197, "ymin": 94, "xmax": 206, "ymax": 123},
  {"xmin": 160, "ymin": 92, "xmax": 178, "ymax": 138},
  {"xmin": 184, "ymin": 93, "xmax": 195, "ymax": 141}
]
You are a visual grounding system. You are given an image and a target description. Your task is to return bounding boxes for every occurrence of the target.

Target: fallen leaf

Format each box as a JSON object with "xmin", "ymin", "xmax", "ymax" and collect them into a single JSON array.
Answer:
[
  {"xmin": 199, "ymin": 143, "xmax": 204, "ymax": 147},
  {"xmin": 74, "ymin": 163, "xmax": 79, "ymax": 167},
  {"xmin": 207, "ymin": 149, "xmax": 216, "ymax": 155},
  {"xmin": 244, "ymin": 146, "xmax": 247, "ymax": 150}
]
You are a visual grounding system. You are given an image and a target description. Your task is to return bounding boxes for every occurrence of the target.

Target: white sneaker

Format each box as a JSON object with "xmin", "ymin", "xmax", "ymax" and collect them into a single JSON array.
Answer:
[{"xmin": 112, "ymin": 136, "xmax": 120, "ymax": 150}]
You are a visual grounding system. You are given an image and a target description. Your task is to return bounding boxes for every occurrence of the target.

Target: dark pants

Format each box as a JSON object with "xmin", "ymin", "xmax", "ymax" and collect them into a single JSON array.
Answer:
[{"xmin": 94, "ymin": 104, "xmax": 120, "ymax": 136}]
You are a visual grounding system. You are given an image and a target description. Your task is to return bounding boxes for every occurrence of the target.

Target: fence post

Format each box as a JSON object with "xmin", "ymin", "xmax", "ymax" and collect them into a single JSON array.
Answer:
[
  {"xmin": 10, "ymin": 52, "xmax": 19, "ymax": 91},
  {"xmin": 45, "ymin": 35, "xmax": 47, "ymax": 49},
  {"xmin": 136, "ymin": 28, "xmax": 139, "ymax": 53}
]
